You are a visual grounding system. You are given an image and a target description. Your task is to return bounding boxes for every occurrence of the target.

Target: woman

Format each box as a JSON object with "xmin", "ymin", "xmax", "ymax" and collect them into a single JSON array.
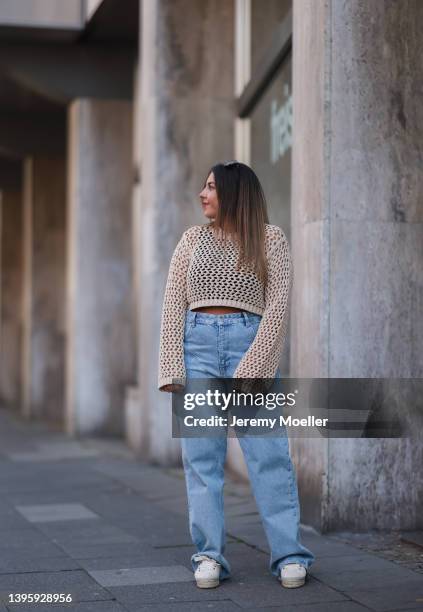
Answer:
[{"xmin": 158, "ymin": 161, "xmax": 315, "ymax": 589}]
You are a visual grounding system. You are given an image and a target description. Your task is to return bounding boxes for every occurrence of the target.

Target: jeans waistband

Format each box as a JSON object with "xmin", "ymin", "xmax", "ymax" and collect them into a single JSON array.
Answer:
[{"xmin": 186, "ymin": 309, "xmax": 262, "ymax": 327}]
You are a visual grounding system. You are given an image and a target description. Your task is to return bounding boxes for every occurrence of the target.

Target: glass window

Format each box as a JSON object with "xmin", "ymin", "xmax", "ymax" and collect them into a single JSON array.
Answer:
[
  {"xmin": 249, "ymin": 53, "xmax": 293, "ymax": 374},
  {"xmin": 251, "ymin": 0, "xmax": 291, "ymax": 75},
  {"xmin": 250, "ymin": 53, "xmax": 292, "ymax": 235}
]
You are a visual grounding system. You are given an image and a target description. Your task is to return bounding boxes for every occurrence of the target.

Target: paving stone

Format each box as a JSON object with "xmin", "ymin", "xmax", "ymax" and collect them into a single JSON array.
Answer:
[
  {"xmin": 150, "ymin": 549, "xmax": 194, "ymax": 572},
  {"xmin": 0, "ymin": 463, "xmax": 114, "ymax": 484},
  {"xmin": 91, "ymin": 458, "xmax": 159, "ymax": 480},
  {"xmin": 0, "ymin": 556, "xmax": 80, "ymax": 575},
  {"xmin": 35, "ymin": 520, "xmax": 139, "ymax": 546},
  {"xmin": 226, "ymin": 514, "xmax": 262, "ymax": 529},
  {"xmin": 5, "ymin": 487, "xmax": 125, "ymax": 506},
  {"xmin": 108, "ymin": 582, "xmax": 235, "ymax": 606},
  {"xmin": 87, "ymin": 565, "xmax": 194, "ymax": 586},
  {"xmin": 223, "ymin": 551, "xmax": 273, "ymax": 585},
  {"xmin": 349, "ymin": 579, "xmax": 423, "ymax": 611},
  {"xmin": 0, "ymin": 570, "xmax": 110, "ymax": 607},
  {"xmin": 80, "ymin": 492, "xmax": 173, "ymax": 519},
  {"xmin": 71, "ymin": 438, "xmax": 135, "ymax": 461},
  {"xmin": 145, "ymin": 530, "xmax": 193, "ymax": 548},
  {"xmin": 6, "ymin": 600, "xmax": 128, "ymax": 611},
  {"xmin": 224, "ymin": 500, "xmax": 260, "ymax": 516},
  {"xmin": 312, "ymin": 563, "xmax": 423, "ymax": 591},
  {"xmin": 76, "ymin": 550, "xmax": 185, "ymax": 571},
  {"xmin": 224, "ymin": 481, "xmax": 252, "ymax": 498},
  {"xmin": 224, "ymin": 499, "xmax": 253, "ymax": 512},
  {"xmin": 92, "ymin": 464, "xmax": 186, "ymax": 500},
  {"xmin": 15, "ymin": 503, "xmax": 100, "ymax": 523},
  {"xmin": 310, "ymin": 552, "xmax": 408, "ymax": 573},
  {"xmin": 153, "ymin": 496, "xmax": 189, "ymax": 516},
  {"xmin": 58, "ymin": 542, "xmax": 156, "ymax": 560},
  {"xmin": 0, "ymin": 513, "xmax": 29, "ymax": 530},
  {"xmin": 334, "ymin": 529, "xmax": 423, "ymax": 575},
  {"xmin": 108, "ymin": 514, "xmax": 190, "ymax": 536},
  {"xmin": 7, "ymin": 441, "xmax": 101, "ymax": 462},
  {"xmin": 0, "ymin": 528, "xmax": 66, "ymax": 558},
  {"xmin": 3, "ymin": 482, "xmax": 116, "ymax": 501},
  {"xmin": 227, "ymin": 527, "xmax": 270, "ymax": 552},
  {"xmin": 40, "ymin": 521, "xmax": 192, "ymax": 554},
  {"xmin": 112, "ymin": 515, "xmax": 190, "ymax": 533},
  {"xmin": 128, "ymin": 601, "xmax": 241, "ymax": 612},
  {"xmin": 297, "ymin": 537, "xmax": 365, "ymax": 558},
  {"xmin": 222, "ymin": 576, "xmax": 349, "ymax": 608},
  {"xmin": 255, "ymin": 603, "xmax": 370, "ymax": 612}
]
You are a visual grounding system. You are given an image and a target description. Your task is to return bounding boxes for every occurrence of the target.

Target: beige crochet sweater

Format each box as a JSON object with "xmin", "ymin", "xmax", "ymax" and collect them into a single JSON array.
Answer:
[{"xmin": 158, "ymin": 223, "xmax": 293, "ymax": 390}]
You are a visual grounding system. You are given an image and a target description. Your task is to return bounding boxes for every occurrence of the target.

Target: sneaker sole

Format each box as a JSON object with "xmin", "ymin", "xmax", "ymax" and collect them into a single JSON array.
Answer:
[
  {"xmin": 281, "ymin": 576, "xmax": 306, "ymax": 588},
  {"xmin": 195, "ymin": 578, "xmax": 220, "ymax": 589}
]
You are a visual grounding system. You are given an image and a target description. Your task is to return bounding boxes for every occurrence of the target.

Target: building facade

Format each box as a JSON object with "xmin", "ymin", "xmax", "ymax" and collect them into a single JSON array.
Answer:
[{"xmin": 0, "ymin": 0, "xmax": 421, "ymax": 533}]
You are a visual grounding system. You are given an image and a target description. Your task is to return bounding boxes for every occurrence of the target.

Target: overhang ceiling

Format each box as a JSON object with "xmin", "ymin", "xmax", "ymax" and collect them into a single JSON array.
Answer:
[
  {"xmin": 0, "ymin": 74, "xmax": 62, "ymax": 113},
  {"xmin": 0, "ymin": 0, "xmax": 138, "ymax": 164},
  {"xmin": 81, "ymin": 0, "xmax": 139, "ymax": 42}
]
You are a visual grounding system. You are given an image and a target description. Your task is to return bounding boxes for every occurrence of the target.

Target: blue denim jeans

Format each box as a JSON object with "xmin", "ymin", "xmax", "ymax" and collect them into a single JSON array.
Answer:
[{"xmin": 181, "ymin": 309, "xmax": 315, "ymax": 580}]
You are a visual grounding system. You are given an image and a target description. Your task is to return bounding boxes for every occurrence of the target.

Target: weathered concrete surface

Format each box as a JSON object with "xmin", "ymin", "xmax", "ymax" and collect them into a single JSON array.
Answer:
[
  {"xmin": 66, "ymin": 99, "xmax": 135, "ymax": 437},
  {"xmin": 135, "ymin": 0, "xmax": 235, "ymax": 464},
  {"xmin": 291, "ymin": 0, "xmax": 423, "ymax": 531},
  {"xmin": 0, "ymin": 190, "xmax": 23, "ymax": 409},
  {"xmin": 21, "ymin": 157, "xmax": 66, "ymax": 423},
  {"xmin": 291, "ymin": 0, "xmax": 329, "ymax": 533}
]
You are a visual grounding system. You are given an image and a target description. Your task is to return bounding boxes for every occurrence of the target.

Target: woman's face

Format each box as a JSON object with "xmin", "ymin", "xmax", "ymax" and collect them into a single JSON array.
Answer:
[{"xmin": 199, "ymin": 172, "xmax": 219, "ymax": 220}]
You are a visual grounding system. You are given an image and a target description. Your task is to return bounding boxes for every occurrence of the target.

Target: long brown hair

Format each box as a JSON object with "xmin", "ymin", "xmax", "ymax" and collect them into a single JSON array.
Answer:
[{"xmin": 202, "ymin": 161, "xmax": 270, "ymax": 285}]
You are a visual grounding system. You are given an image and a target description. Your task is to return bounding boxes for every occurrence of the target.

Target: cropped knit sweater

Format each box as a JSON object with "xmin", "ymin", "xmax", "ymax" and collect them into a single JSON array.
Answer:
[{"xmin": 157, "ymin": 223, "xmax": 294, "ymax": 391}]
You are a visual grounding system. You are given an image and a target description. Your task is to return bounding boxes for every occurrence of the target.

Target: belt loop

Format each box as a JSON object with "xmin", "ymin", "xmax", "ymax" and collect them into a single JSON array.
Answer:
[
  {"xmin": 242, "ymin": 311, "xmax": 249, "ymax": 327},
  {"xmin": 192, "ymin": 311, "xmax": 197, "ymax": 327}
]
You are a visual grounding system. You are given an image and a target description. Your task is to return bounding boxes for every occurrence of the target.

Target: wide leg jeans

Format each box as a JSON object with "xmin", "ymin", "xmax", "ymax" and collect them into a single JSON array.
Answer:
[{"xmin": 180, "ymin": 309, "xmax": 315, "ymax": 580}]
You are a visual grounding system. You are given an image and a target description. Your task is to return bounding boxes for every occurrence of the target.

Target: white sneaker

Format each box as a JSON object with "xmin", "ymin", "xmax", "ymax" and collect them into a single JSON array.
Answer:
[
  {"xmin": 280, "ymin": 562, "xmax": 307, "ymax": 588},
  {"xmin": 194, "ymin": 555, "xmax": 221, "ymax": 588}
]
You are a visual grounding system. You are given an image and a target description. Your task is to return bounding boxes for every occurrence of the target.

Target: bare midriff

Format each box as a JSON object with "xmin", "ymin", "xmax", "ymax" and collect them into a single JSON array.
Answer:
[{"xmin": 191, "ymin": 306, "xmax": 245, "ymax": 314}]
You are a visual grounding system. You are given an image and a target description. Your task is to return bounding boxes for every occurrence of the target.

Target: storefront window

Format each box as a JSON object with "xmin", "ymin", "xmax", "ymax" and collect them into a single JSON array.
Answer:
[
  {"xmin": 244, "ymin": 0, "xmax": 293, "ymax": 372},
  {"xmin": 250, "ymin": 53, "xmax": 292, "ymax": 236},
  {"xmin": 251, "ymin": 0, "xmax": 291, "ymax": 75}
]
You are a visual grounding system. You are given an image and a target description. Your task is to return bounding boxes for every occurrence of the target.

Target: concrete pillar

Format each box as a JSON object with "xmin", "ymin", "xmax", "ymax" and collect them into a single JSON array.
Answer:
[
  {"xmin": 124, "ymin": 58, "xmax": 147, "ymax": 456},
  {"xmin": 292, "ymin": 0, "xmax": 423, "ymax": 531},
  {"xmin": 0, "ymin": 190, "xmax": 23, "ymax": 409},
  {"xmin": 66, "ymin": 99, "xmax": 135, "ymax": 436},
  {"xmin": 134, "ymin": 0, "xmax": 235, "ymax": 463},
  {"xmin": 21, "ymin": 157, "xmax": 66, "ymax": 423}
]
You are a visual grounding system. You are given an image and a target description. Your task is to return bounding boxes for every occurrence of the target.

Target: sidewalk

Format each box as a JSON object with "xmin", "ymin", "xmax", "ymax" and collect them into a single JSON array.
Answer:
[{"xmin": 0, "ymin": 407, "xmax": 422, "ymax": 612}]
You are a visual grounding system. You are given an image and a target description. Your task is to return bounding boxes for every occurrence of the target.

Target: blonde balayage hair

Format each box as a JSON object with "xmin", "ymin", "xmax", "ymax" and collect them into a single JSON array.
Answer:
[{"xmin": 202, "ymin": 161, "xmax": 270, "ymax": 286}]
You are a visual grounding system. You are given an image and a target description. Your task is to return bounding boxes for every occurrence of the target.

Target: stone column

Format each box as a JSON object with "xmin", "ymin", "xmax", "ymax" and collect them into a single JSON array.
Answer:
[
  {"xmin": 0, "ymin": 190, "xmax": 23, "ymax": 409},
  {"xmin": 21, "ymin": 157, "xmax": 66, "ymax": 423},
  {"xmin": 134, "ymin": 0, "xmax": 235, "ymax": 463},
  {"xmin": 291, "ymin": 0, "xmax": 423, "ymax": 531},
  {"xmin": 66, "ymin": 99, "xmax": 135, "ymax": 436}
]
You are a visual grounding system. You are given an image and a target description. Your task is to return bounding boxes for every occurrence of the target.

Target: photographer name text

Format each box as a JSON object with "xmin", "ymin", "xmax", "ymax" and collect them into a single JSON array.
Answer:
[{"xmin": 184, "ymin": 415, "xmax": 328, "ymax": 428}]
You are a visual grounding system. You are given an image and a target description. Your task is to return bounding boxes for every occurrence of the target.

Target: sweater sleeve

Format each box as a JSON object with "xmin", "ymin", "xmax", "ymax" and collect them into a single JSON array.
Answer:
[
  {"xmin": 157, "ymin": 230, "xmax": 192, "ymax": 391},
  {"xmin": 232, "ymin": 229, "xmax": 294, "ymax": 380}
]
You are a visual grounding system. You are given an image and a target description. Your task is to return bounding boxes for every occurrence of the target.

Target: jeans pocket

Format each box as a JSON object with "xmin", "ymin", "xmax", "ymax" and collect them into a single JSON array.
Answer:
[
  {"xmin": 184, "ymin": 322, "xmax": 212, "ymax": 364},
  {"xmin": 246, "ymin": 321, "xmax": 260, "ymax": 343},
  {"xmin": 184, "ymin": 320, "xmax": 194, "ymax": 341}
]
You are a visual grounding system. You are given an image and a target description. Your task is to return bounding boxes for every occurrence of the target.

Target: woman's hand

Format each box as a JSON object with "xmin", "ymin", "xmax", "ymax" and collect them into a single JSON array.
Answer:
[{"xmin": 160, "ymin": 384, "xmax": 184, "ymax": 393}]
